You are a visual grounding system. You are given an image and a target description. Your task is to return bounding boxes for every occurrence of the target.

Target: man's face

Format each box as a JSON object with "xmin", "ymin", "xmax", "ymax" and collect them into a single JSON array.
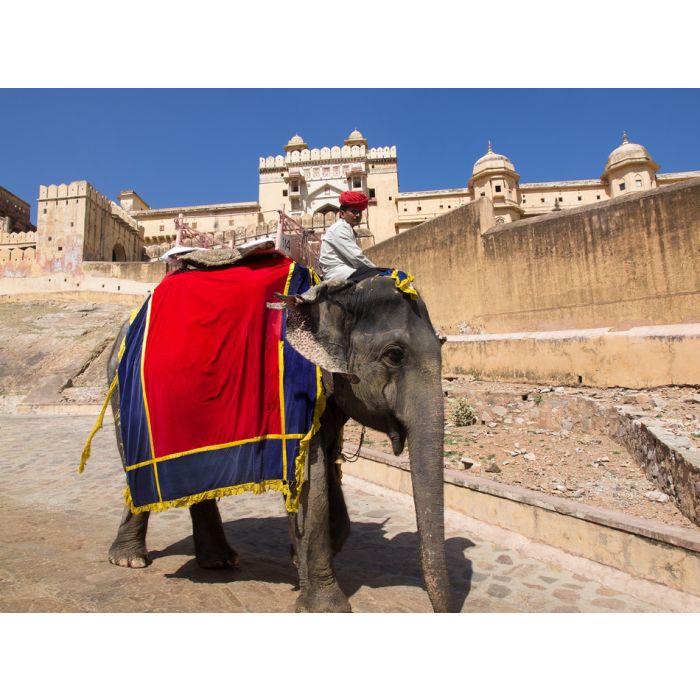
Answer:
[{"xmin": 341, "ymin": 208, "xmax": 363, "ymax": 227}]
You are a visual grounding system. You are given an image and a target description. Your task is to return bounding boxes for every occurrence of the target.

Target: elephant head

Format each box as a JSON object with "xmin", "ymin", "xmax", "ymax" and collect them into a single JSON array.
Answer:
[{"xmin": 278, "ymin": 275, "xmax": 453, "ymax": 612}]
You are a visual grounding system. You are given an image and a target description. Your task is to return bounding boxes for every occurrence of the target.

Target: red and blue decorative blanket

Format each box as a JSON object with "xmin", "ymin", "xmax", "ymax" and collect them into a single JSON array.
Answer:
[{"xmin": 116, "ymin": 254, "xmax": 321, "ymax": 513}]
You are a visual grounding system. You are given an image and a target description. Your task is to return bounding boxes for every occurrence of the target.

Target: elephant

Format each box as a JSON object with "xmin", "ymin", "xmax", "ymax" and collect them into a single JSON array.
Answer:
[{"xmin": 106, "ymin": 272, "xmax": 452, "ymax": 612}]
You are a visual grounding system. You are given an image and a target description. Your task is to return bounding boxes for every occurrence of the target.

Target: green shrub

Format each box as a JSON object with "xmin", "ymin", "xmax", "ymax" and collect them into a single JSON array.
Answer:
[{"xmin": 453, "ymin": 398, "xmax": 477, "ymax": 427}]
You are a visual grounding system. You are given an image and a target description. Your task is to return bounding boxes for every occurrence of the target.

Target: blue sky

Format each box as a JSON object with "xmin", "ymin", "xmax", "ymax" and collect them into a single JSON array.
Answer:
[{"xmin": 2, "ymin": 89, "xmax": 699, "ymax": 224}]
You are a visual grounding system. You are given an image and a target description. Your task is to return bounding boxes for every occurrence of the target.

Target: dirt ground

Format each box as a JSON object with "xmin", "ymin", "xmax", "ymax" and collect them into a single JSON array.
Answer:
[
  {"xmin": 2, "ymin": 295, "xmax": 698, "ymax": 532},
  {"xmin": 344, "ymin": 377, "xmax": 700, "ymax": 531},
  {"xmin": 0, "ymin": 296, "xmax": 132, "ymax": 412}
]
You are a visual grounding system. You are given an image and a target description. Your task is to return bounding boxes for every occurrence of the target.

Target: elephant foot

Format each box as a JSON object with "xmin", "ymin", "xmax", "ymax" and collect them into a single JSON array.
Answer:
[
  {"xmin": 108, "ymin": 541, "xmax": 150, "ymax": 569},
  {"xmin": 295, "ymin": 582, "xmax": 351, "ymax": 613},
  {"xmin": 196, "ymin": 544, "xmax": 240, "ymax": 570}
]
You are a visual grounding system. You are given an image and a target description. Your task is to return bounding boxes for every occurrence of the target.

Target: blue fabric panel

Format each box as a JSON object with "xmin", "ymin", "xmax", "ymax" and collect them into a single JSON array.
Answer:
[
  {"xmin": 126, "ymin": 463, "xmax": 159, "ymax": 508},
  {"xmin": 283, "ymin": 264, "xmax": 318, "ymax": 439},
  {"xmin": 154, "ymin": 439, "xmax": 285, "ymax": 503},
  {"xmin": 282, "ymin": 342, "xmax": 317, "ymax": 438},
  {"xmin": 288, "ymin": 263, "xmax": 312, "ymax": 297},
  {"xmin": 285, "ymin": 438, "xmax": 303, "ymax": 479},
  {"xmin": 118, "ymin": 300, "xmax": 153, "ymax": 468}
]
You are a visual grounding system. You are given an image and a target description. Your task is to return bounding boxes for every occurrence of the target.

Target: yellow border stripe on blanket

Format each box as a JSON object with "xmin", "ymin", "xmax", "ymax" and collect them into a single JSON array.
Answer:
[
  {"xmin": 124, "ymin": 432, "xmax": 307, "ymax": 471},
  {"xmin": 139, "ymin": 296, "xmax": 163, "ymax": 504},
  {"xmin": 279, "ymin": 261, "xmax": 295, "ymax": 484}
]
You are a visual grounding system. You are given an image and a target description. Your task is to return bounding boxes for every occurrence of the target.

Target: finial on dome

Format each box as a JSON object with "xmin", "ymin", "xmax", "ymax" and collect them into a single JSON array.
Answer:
[
  {"xmin": 487, "ymin": 141, "xmax": 493, "ymax": 154},
  {"xmin": 622, "ymin": 131, "xmax": 629, "ymax": 145}
]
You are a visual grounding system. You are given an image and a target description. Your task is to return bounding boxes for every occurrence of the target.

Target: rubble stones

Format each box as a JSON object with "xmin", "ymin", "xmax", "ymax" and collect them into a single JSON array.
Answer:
[
  {"xmin": 460, "ymin": 456, "xmax": 481, "ymax": 470},
  {"xmin": 645, "ymin": 490, "xmax": 670, "ymax": 504}
]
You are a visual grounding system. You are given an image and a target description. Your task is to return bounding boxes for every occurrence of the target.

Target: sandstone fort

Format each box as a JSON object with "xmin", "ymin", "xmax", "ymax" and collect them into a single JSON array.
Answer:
[{"xmin": 2, "ymin": 129, "xmax": 699, "ymax": 388}]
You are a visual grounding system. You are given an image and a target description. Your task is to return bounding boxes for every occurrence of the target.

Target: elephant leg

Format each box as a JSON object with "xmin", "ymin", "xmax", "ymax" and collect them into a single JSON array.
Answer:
[
  {"xmin": 288, "ymin": 459, "xmax": 349, "ymax": 564},
  {"xmin": 328, "ymin": 453, "xmax": 351, "ymax": 554},
  {"xmin": 109, "ymin": 506, "xmax": 150, "ymax": 568},
  {"xmin": 190, "ymin": 499, "xmax": 239, "ymax": 569},
  {"xmin": 288, "ymin": 438, "xmax": 351, "ymax": 613}
]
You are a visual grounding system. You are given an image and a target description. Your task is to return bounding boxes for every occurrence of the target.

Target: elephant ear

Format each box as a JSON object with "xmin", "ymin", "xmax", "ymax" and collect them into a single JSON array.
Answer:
[{"xmin": 274, "ymin": 280, "xmax": 360, "ymax": 384}]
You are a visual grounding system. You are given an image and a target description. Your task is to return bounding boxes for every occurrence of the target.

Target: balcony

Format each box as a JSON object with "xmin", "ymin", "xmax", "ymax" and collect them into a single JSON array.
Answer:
[{"xmin": 284, "ymin": 167, "xmax": 306, "ymax": 182}]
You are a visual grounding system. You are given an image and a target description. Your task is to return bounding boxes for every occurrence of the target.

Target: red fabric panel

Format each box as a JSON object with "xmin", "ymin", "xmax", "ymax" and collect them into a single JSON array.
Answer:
[{"xmin": 143, "ymin": 255, "xmax": 292, "ymax": 458}]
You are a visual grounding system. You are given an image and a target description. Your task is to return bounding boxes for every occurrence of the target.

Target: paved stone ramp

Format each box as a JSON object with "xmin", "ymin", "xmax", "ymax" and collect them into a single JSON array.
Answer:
[{"xmin": 0, "ymin": 414, "xmax": 683, "ymax": 612}]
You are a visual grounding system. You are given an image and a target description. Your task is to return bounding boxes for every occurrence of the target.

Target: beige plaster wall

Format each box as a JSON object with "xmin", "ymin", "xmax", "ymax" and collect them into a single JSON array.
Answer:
[
  {"xmin": 519, "ymin": 182, "xmax": 606, "ymax": 214},
  {"xmin": 369, "ymin": 178, "xmax": 700, "ymax": 335},
  {"xmin": 396, "ymin": 190, "xmax": 472, "ymax": 233},
  {"xmin": 443, "ymin": 327, "xmax": 700, "ymax": 388},
  {"xmin": 136, "ymin": 207, "xmax": 260, "ymax": 244},
  {"xmin": 365, "ymin": 168, "xmax": 399, "ymax": 244}
]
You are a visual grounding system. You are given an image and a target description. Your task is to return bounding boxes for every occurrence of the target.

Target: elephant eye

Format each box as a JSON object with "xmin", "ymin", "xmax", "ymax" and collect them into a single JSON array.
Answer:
[{"xmin": 382, "ymin": 345, "xmax": 405, "ymax": 368}]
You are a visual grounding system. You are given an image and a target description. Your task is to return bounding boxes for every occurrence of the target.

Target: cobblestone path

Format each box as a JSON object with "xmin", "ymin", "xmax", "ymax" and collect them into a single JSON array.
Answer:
[{"xmin": 0, "ymin": 414, "xmax": 683, "ymax": 612}]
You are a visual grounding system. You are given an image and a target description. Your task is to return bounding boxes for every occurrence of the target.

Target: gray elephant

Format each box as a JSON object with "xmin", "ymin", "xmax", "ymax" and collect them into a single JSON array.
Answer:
[{"xmin": 106, "ymin": 274, "xmax": 452, "ymax": 612}]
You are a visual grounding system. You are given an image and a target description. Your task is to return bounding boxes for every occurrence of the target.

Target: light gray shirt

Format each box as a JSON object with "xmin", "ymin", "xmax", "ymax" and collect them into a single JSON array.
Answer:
[{"xmin": 319, "ymin": 219, "xmax": 376, "ymax": 281}]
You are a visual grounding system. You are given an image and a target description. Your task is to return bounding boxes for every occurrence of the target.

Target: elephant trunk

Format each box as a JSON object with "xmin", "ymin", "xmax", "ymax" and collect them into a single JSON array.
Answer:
[{"xmin": 406, "ymin": 373, "xmax": 453, "ymax": 612}]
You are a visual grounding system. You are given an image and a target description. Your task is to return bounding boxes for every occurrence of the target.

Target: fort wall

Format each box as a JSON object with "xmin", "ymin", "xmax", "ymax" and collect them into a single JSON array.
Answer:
[
  {"xmin": 368, "ymin": 178, "xmax": 700, "ymax": 386},
  {"xmin": 370, "ymin": 178, "xmax": 700, "ymax": 335},
  {"xmin": 0, "ymin": 261, "xmax": 166, "ymax": 299}
]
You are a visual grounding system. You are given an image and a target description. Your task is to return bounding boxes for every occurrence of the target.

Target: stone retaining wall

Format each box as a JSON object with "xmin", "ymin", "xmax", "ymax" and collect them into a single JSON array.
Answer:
[
  {"xmin": 616, "ymin": 410, "xmax": 700, "ymax": 526},
  {"xmin": 451, "ymin": 385, "xmax": 700, "ymax": 526}
]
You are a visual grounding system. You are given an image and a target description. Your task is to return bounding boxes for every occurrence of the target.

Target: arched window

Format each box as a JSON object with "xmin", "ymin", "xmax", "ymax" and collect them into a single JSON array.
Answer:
[
  {"xmin": 112, "ymin": 243, "xmax": 127, "ymax": 261},
  {"xmin": 635, "ymin": 175, "xmax": 643, "ymax": 189}
]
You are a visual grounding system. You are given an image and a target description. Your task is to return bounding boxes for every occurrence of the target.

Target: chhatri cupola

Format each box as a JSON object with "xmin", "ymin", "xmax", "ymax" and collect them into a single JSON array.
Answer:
[
  {"xmin": 284, "ymin": 133, "xmax": 308, "ymax": 153},
  {"xmin": 468, "ymin": 142, "xmax": 522, "ymax": 223},
  {"xmin": 602, "ymin": 131, "xmax": 659, "ymax": 197},
  {"xmin": 344, "ymin": 128, "xmax": 368, "ymax": 148}
]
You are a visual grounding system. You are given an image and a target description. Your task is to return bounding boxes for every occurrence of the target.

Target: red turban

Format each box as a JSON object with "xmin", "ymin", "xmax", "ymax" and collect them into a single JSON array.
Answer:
[{"xmin": 339, "ymin": 191, "xmax": 369, "ymax": 211}]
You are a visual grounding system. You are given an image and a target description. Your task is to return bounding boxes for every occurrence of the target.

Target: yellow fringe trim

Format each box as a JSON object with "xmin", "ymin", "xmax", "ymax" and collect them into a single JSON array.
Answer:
[
  {"xmin": 79, "ymin": 304, "xmax": 143, "ymax": 474},
  {"xmin": 390, "ymin": 269, "xmax": 419, "ymax": 298},
  {"xmin": 78, "ymin": 374, "xmax": 118, "ymax": 474},
  {"xmin": 124, "ymin": 478, "xmax": 291, "ymax": 514},
  {"xmin": 282, "ymin": 261, "xmax": 325, "ymax": 512},
  {"xmin": 285, "ymin": 366, "xmax": 326, "ymax": 512}
]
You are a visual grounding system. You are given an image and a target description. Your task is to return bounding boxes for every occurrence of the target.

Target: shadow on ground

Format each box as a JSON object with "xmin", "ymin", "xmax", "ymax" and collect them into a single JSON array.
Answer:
[{"xmin": 155, "ymin": 516, "xmax": 474, "ymax": 609}]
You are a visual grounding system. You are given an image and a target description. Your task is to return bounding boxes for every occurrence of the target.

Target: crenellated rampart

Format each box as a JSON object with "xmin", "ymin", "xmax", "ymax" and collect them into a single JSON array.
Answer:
[{"xmin": 259, "ymin": 144, "xmax": 396, "ymax": 170}]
